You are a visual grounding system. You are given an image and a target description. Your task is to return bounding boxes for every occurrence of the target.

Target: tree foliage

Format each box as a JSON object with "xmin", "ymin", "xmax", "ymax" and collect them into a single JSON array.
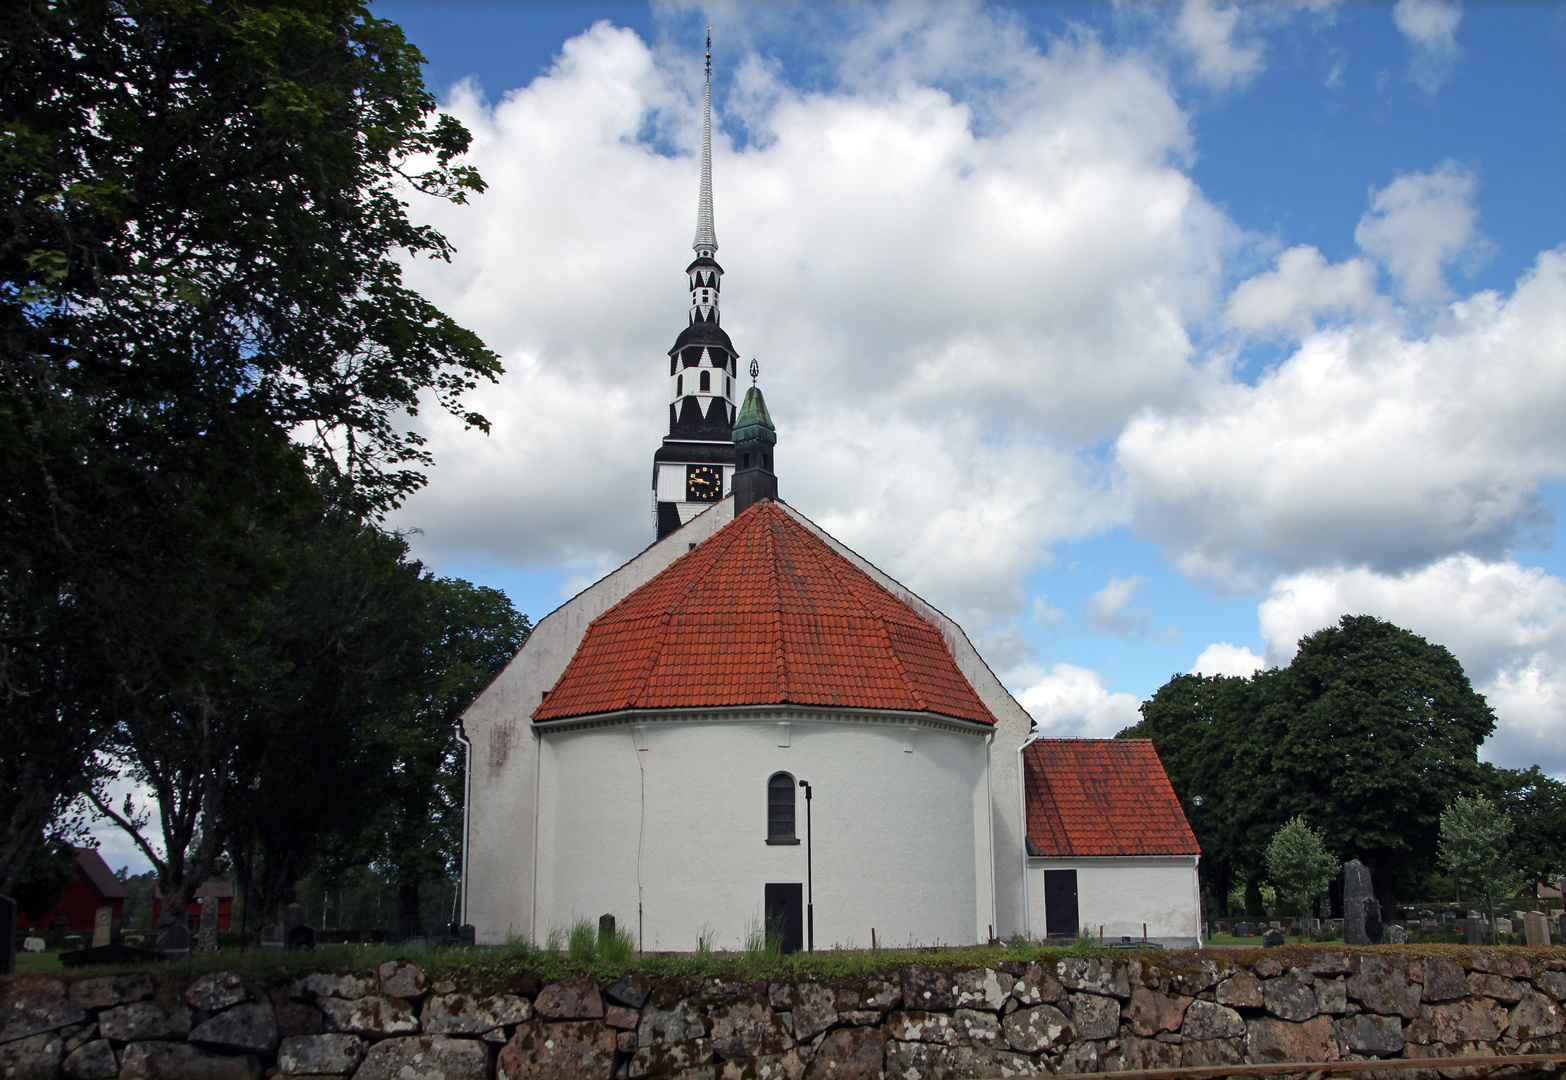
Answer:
[
  {"xmin": 1122, "ymin": 615, "xmax": 1496, "ymax": 913},
  {"xmin": 1438, "ymin": 795, "xmax": 1526, "ymax": 940},
  {"xmin": 1264, "ymin": 816, "xmax": 1340, "ymax": 918},
  {"xmin": 0, "ymin": 0, "xmax": 498, "ymax": 895}
]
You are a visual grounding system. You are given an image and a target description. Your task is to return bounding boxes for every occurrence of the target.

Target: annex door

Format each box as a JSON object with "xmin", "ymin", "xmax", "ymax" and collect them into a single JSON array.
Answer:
[
  {"xmin": 764, "ymin": 883, "xmax": 804, "ymax": 955},
  {"xmin": 1043, "ymin": 869, "xmax": 1079, "ymax": 939}
]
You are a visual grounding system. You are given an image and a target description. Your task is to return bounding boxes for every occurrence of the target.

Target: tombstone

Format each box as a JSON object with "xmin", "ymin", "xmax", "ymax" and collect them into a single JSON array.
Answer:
[
  {"xmin": 1342, "ymin": 859, "xmax": 1377, "ymax": 945},
  {"xmin": 1522, "ymin": 912, "xmax": 1550, "ymax": 947},
  {"xmin": 458, "ymin": 924, "xmax": 476, "ymax": 947},
  {"xmin": 1364, "ymin": 897, "xmax": 1383, "ymax": 944},
  {"xmin": 196, "ymin": 896, "xmax": 219, "ymax": 953},
  {"xmin": 259, "ymin": 922, "xmax": 285, "ymax": 952},
  {"xmin": 156, "ymin": 920, "xmax": 191, "ymax": 959},
  {"xmin": 22, "ymin": 937, "xmax": 46, "ymax": 954},
  {"xmin": 92, "ymin": 907, "xmax": 113, "ymax": 949},
  {"xmin": 283, "ymin": 902, "xmax": 305, "ymax": 933},
  {"xmin": 599, "ymin": 913, "xmax": 616, "ymax": 938},
  {"xmin": 1261, "ymin": 927, "xmax": 1285, "ymax": 947},
  {"xmin": 0, "ymin": 896, "xmax": 13, "ymax": 975},
  {"xmin": 1235, "ymin": 921, "xmax": 1254, "ymax": 937},
  {"xmin": 1386, "ymin": 924, "xmax": 1411, "ymax": 944},
  {"xmin": 287, "ymin": 923, "xmax": 316, "ymax": 951},
  {"xmin": 1464, "ymin": 912, "xmax": 1485, "ymax": 945}
]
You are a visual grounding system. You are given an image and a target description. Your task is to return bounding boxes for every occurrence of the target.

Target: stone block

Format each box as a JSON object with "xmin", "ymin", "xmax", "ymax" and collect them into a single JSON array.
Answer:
[
  {"xmin": 626, "ymin": 1037, "xmax": 710, "ymax": 1080},
  {"xmin": 801, "ymin": 1027, "xmax": 883, "ymax": 1080},
  {"xmin": 899, "ymin": 966, "xmax": 955, "ymax": 1011},
  {"xmin": 1405, "ymin": 998, "xmax": 1509, "ymax": 1045},
  {"xmin": 1537, "ymin": 971, "xmax": 1566, "ymax": 1003},
  {"xmin": 1314, "ymin": 977, "xmax": 1347, "ymax": 1015},
  {"xmin": 1180, "ymin": 1036, "xmax": 1244, "ymax": 1068},
  {"xmin": 357, "ymin": 1035, "xmax": 486, "ymax": 1080},
  {"xmin": 1124, "ymin": 986, "xmax": 1191, "ymax": 1036},
  {"xmin": 1246, "ymin": 1015, "xmax": 1335, "ymax": 1063},
  {"xmin": 858, "ymin": 979, "xmax": 899, "ymax": 1012},
  {"xmin": 97, "ymin": 1001, "xmax": 193, "ymax": 1042},
  {"xmin": 1263, "ymin": 970, "xmax": 1318, "ymax": 1022},
  {"xmin": 1113, "ymin": 1035, "xmax": 1181, "ymax": 1071},
  {"xmin": 533, "ymin": 975, "xmax": 604, "ymax": 1021},
  {"xmin": 1170, "ymin": 960, "xmax": 1231, "ymax": 997},
  {"xmin": 953, "ymin": 968, "xmax": 1013, "ymax": 1011},
  {"xmin": 292, "ymin": 975, "xmax": 374, "ymax": 1002},
  {"xmin": 710, "ymin": 998, "xmax": 789, "ymax": 1059},
  {"xmin": 789, "ymin": 984, "xmax": 837, "ymax": 1042},
  {"xmin": 1181, "ymin": 1001, "xmax": 1246, "ymax": 1041},
  {"xmin": 1306, "ymin": 953, "xmax": 1353, "ymax": 977},
  {"xmin": 1067, "ymin": 992, "xmax": 1119, "ymax": 1039},
  {"xmin": 277, "ymin": 1034, "xmax": 366, "ymax": 1075},
  {"xmin": 1056, "ymin": 958, "xmax": 1130, "ymax": 999},
  {"xmin": 638, "ymin": 999, "xmax": 705, "ymax": 1046},
  {"xmin": 885, "ymin": 1011, "xmax": 959, "ymax": 1046},
  {"xmin": 1469, "ymin": 953, "xmax": 1531, "ymax": 979},
  {"xmin": 420, "ymin": 994, "xmax": 531, "ymax": 1035},
  {"xmin": 1000, "ymin": 1005, "xmax": 1072, "ymax": 1053},
  {"xmin": 61, "ymin": 1039, "xmax": 116, "ymax": 1080},
  {"xmin": 1346, "ymin": 956, "xmax": 1421, "ymax": 1019},
  {"xmin": 615, "ymin": 1030, "xmax": 636, "ymax": 1055},
  {"xmin": 1506, "ymin": 990, "xmax": 1565, "ymax": 1041},
  {"xmin": 721, "ymin": 1049, "xmax": 811, "ymax": 1080},
  {"xmin": 1055, "ymin": 1038, "xmax": 1103, "ymax": 1074},
  {"xmin": 375, "ymin": 963, "xmax": 426, "ymax": 1001},
  {"xmin": 1334, "ymin": 1013, "xmax": 1404, "ymax": 1056},
  {"xmin": 1422, "ymin": 957, "xmax": 1470, "ymax": 1002},
  {"xmin": 603, "ymin": 1006, "xmax": 638, "ymax": 1032},
  {"xmin": 1214, "ymin": 972, "xmax": 1263, "ymax": 1008},
  {"xmin": 607, "ymin": 974, "xmax": 654, "ymax": 1010},
  {"xmin": 1468, "ymin": 973, "xmax": 1527, "ymax": 1003},
  {"xmin": 185, "ymin": 972, "xmax": 251, "ymax": 1012},
  {"xmin": 952, "ymin": 1009, "xmax": 1003, "ymax": 1047},
  {"xmin": 189, "ymin": 1001, "xmax": 278, "ymax": 1055},
  {"xmin": 1252, "ymin": 957, "xmax": 1284, "ymax": 979},
  {"xmin": 502, "ymin": 1022, "xmax": 618, "ymax": 1080},
  {"xmin": 316, "ymin": 996, "xmax": 419, "ymax": 1037},
  {"xmin": 0, "ymin": 1033, "xmax": 62, "ymax": 1080},
  {"xmin": 1009, "ymin": 963, "xmax": 1064, "ymax": 1006},
  {"xmin": 0, "ymin": 994, "xmax": 87, "ymax": 1044},
  {"xmin": 68, "ymin": 975, "xmax": 154, "ymax": 1011},
  {"xmin": 118, "ymin": 1041, "xmax": 262, "ymax": 1080}
]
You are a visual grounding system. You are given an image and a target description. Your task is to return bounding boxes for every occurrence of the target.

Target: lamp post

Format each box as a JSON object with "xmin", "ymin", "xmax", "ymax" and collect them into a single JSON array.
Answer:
[{"xmin": 799, "ymin": 779, "xmax": 814, "ymax": 953}]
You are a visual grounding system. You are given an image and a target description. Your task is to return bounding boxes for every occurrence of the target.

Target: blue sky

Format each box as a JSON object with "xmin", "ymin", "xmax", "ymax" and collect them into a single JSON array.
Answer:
[{"xmin": 93, "ymin": 0, "xmax": 1566, "ymax": 877}]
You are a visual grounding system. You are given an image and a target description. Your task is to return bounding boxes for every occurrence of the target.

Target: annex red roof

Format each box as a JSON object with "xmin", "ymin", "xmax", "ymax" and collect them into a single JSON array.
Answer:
[
  {"xmin": 534, "ymin": 501, "xmax": 996, "ymax": 725},
  {"xmin": 1022, "ymin": 739, "xmax": 1199, "ymax": 857}
]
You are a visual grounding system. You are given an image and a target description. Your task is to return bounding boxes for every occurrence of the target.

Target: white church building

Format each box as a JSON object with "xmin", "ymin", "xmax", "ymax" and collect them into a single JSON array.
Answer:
[{"xmin": 457, "ymin": 57, "xmax": 1201, "ymax": 953}]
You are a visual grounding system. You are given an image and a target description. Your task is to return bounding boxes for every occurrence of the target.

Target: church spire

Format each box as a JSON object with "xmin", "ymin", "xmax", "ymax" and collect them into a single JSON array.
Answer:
[{"xmin": 692, "ymin": 27, "xmax": 717, "ymax": 256}]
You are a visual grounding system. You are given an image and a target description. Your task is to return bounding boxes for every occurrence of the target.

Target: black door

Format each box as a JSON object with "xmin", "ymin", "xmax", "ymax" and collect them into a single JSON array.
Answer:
[
  {"xmin": 1043, "ymin": 869, "xmax": 1079, "ymax": 939},
  {"xmin": 764, "ymin": 883, "xmax": 804, "ymax": 955}
]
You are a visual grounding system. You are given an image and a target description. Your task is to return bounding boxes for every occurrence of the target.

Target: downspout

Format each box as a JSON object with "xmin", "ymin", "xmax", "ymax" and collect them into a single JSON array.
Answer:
[
  {"xmin": 1193, "ymin": 853, "xmax": 1204, "ymax": 946},
  {"xmin": 985, "ymin": 730, "xmax": 996, "ymax": 942},
  {"xmin": 454, "ymin": 720, "xmax": 473, "ymax": 928},
  {"xmin": 1017, "ymin": 741, "xmax": 1032, "ymax": 941},
  {"xmin": 531, "ymin": 723, "xmax": 543, "ymax": 946}
]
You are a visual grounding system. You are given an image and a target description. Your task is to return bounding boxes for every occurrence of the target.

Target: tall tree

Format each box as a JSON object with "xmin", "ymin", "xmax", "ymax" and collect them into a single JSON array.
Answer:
[
  {"xmin": 1438, "ymin": 795, "xmax": 1526, "ymax": 943},
  {"xmin": 0, "ymin": 0, "xmax": 497, "ymax": 893},
  {"xmin": 1264, "ymin": 816, "xmax": 1340, "ymax": 923}
]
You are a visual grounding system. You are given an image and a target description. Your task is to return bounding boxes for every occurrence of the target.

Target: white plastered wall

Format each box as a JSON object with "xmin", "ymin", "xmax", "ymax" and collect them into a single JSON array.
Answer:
[
  {"xmin": 459, "ymin": 500, "xmax": 735, "ymax": 945},
  {"xmin": 1025, "ymin": 856, "xmax": 1203, "ymax": 949},
  {"xmin": 534, "ymin": 710, "xmax": 990, "ymax": 951}
]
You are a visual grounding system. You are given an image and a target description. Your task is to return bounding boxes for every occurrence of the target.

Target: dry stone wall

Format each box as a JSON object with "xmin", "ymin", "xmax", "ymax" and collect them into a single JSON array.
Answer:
[{"xmin": 2, "ymin": 950, "xmax": 1564, "ymax": 1080}]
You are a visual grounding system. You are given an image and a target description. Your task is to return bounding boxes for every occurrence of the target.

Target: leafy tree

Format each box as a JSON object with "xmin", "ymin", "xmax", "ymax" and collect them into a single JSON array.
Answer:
[
  {"xmin": 1484, "ymin": 765, "xmax": 1566, "ymax": 898},
  {"xmin": 1438, "ymin": 795, "xmax": 1526, "ymax": 944},
  {"xmin": 1264, "ymin": 816, "xmax": 1340, "ymax": 924},
  {"xmin": 1, "ymin": 0, "xmax": 497, "ymax": 894}
]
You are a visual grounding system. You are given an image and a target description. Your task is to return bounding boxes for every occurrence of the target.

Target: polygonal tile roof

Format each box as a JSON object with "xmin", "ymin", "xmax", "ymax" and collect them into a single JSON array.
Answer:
[
  {"xmin": 533, "ymin": 501, "xmax": 996, "ymax": 725},
  {"xmin": 1022, "ymin": 738, "xmax": 1200, "ymax": 857}
]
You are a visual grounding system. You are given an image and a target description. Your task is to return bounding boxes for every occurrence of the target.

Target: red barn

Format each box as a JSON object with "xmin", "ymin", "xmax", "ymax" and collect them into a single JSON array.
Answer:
[
  {"xmin": 152, "ymin": 881, "xmax": 234, "ymax": 931},
  {"xmin": 14, "ymin": 847, "xmax": 128, "ymax": 933}
]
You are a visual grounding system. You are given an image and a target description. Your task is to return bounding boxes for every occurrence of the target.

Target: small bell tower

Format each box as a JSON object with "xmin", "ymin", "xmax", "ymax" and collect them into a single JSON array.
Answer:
[{"xmin": 733, "ymin": 360, "xmax": 777, "ymax": 515}]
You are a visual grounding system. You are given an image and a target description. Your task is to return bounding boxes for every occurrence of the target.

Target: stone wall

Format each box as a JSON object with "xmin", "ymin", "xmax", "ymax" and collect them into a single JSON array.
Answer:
[{"xmin": 2, "ymin": 950, "xmax": 1564, "ymax": 1080}]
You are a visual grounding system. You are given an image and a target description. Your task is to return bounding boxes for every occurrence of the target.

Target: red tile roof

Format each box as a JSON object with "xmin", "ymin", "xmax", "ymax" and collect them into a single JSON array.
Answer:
[
  {"xmin": 534, "ymin": 501, "xmax": 996, "ymax": 725},
  {"xmin": 1022, "ymin": 739, "xmax": 1199, "ymax": 857}
]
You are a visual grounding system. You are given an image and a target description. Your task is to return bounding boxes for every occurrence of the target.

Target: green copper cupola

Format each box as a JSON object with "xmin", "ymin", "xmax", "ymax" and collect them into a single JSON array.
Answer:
[{"xmin": 733, "ymin": 381, "xmax": 777, "ymax": 514}]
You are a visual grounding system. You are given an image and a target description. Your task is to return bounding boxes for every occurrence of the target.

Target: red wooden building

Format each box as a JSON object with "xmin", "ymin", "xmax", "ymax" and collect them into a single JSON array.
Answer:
[
  {"xmin": 152, "ymin": 881, "xmax": 234, "ymax": 931},
  {"xmin": 13, "ymin": 848, "xmax": 128, "ymax": 933}
]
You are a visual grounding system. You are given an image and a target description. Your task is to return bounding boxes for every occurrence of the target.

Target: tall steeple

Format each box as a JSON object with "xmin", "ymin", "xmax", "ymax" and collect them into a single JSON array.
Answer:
[{"xmin": 652, "ymin": 29, "xmax": 739, "ymax": 540}]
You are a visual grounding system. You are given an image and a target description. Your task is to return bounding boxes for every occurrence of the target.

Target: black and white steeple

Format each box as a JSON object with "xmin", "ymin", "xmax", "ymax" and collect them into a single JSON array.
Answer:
[{"xmin": 653, "ymin": 30, "xmax": 740, "ymax": 539}]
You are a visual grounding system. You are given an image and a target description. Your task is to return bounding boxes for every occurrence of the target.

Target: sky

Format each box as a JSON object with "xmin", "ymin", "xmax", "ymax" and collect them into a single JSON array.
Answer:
[{"xmin": 89, "ymin": 0, "xmax": 1566, "ymax": 872}]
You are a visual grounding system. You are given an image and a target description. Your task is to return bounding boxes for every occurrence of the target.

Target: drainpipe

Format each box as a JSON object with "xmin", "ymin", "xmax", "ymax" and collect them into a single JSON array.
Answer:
[
  {"xmin": 1017, "ymin": 739, "xmax": 1033, "ymax": 941},
  {"xmin": 1193, "ymin": 853, "xmax": 1204, "ymax": 946},
  {"xmin": 985, "ymin": 730, "xmax": 996, "ymax": 943},
  {"xmin": 454, "ymin": 720, "xmax": 473, "ymax": 929}
]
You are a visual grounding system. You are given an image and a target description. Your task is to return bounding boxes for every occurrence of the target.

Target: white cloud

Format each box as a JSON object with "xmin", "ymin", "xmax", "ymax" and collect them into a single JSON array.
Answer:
[
  {"xmin": 1259, "ymin": 555, "xmax": 1566, "ymax": 776},
  {"xmin": 1169, "ymin": 0, "xmax": 1343, "ymax": 91},
  {"xmin": 1190, "ymin": 641, "xmax": 1266, "ymax": 677},
  {"xmin": 1085, "ymin": 575, "xmax": 1153, "ymax": 638},
  {"xmin": 1354, "ymin": 161, "xmax": 1485, "ymax": 303},
  {"xmin": 1392, "ymin": 0, "xmax": 1462, "ymax": 95},
  {"xmin": 1015, "ymin": 663, "xmax": 1144, "ymax": 737},
  {"xmin": 1225, "ymin": 245, "xmax": 1388, "ymax": 339},
  {"xmin": 1120, "ymin": 247, "xmax": 1566, "ymax": 585},
  {"xmin": 391, "ymin": 11, "xmax": 1230, "ymax": 625}
]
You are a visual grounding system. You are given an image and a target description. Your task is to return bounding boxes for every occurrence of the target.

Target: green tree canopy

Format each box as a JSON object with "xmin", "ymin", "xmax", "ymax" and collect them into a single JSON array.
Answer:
[
  {"xmin": 1438, "ymin": 794, "xmax": 1526, "ymax": 940},
  {"xmin": 1264, "ymin": 816, "xmax": 1340, "ymax": 919}
]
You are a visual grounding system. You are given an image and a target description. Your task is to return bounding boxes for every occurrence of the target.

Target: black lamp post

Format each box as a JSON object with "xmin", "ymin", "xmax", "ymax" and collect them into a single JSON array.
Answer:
[{"xmin": 798, "ymin": 779, "xmax": 814, "ymax": 953}]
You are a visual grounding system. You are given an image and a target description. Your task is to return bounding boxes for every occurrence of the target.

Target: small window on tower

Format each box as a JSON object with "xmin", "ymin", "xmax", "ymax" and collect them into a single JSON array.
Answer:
[
  {"xmin": 726, "ymin": 376, "xmax": 732, "ymax": 397},
  {"xmin": 700, "ymin": 370, "xmax": 711, "ymax": 393},
  {"xmin": 677, "ymin": 374, "xmax": 683, "ymax": 395}
]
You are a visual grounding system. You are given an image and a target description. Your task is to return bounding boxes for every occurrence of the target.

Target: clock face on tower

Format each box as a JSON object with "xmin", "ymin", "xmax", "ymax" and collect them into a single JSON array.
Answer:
[{"xmin": 686, "ymin": 464, "xmax": 723, "ymax": 502}]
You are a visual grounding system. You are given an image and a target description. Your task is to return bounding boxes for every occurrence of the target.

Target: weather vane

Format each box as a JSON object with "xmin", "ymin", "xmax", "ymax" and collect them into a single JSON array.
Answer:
[
  {"xmin": 749, "ymin": 358, "xmax": 759, "ymax": 385},
  {"xmin": 705, "ymin": 27, "xmax": 712, "ymax": 83}
]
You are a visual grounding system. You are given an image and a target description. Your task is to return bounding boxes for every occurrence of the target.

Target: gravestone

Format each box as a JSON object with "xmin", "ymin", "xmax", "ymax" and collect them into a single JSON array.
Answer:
[
  {"xmin": 1342, "ymin": 859, "xmax": 1384, "ymax": 945},
  {"xmin": 92, "ymin": 906, "xmax": 113, "ymax": 948},
  {"xmin": 156, "ymin": 920, "xmax": 191, "ymax": 959},
  {"xmin": 1522, "ymin": 912, "xmax": 1550, "ymax": 947},
  {"xmin": 0, "ymin": 895, "xmax": 13, "ymax": 975},
  {"xmin": 459, "ymin": 924, "xmax": 476, "ymax": 947},
  {"xmin": 196, "ymin": 896, "xmax": 219, "ymax": 952},
  {"xmin": 1261, "ymin": 927, "xmax": 1285, "ymax": 947},
  {"xmin": 283, "ymin": 902, "xmax": 305, "ymax": 933},
  {"xmin": 1465, "ymin": 912, "xmax": 1485, "ymax": 945},
  {"xmin": 599, "ymin": 913, "xmax": 616, "ymax": 938},
  {"xmin": 1235, "ymin": 921, "xmax": 1254, "ymax": 937},
  {"xmin": 259, "ymin": 922, "xmax": 285, "ymax": 952},
  {"xmin": 22, "ymin": 937, "xmax": 46, "ymax": 954},
  {"xmin": 1386, "ymin": 924, "xmax": 1411, "ymax": 944},
  {"xmin": 1494, "ymin": 917, "xmax": 1512, "ymax": 936},
  {"xmin": 287, "ymin": 923, "xmax": 316, "ymax": 951}
]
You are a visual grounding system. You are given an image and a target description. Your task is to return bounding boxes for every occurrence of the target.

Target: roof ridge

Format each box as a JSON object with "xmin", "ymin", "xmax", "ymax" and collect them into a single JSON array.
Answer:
[{"xmin": 764, "ymin": 505, "xmax": 789, "ymax": 702}]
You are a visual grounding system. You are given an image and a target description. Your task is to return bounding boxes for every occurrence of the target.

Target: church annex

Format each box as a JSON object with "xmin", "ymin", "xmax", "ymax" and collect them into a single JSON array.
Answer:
[{"xmin": 457, "ymin": 48, "xmax": 1201, "ymax": 952}]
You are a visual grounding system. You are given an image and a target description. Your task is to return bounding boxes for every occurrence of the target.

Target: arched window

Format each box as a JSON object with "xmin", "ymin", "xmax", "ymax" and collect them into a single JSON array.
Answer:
[
  {"xmin": 676, "ymin": 374, "xmax": 683, "ymax": 395},
  {"xmin": 700, "ymin": 370, "xmax": 711, "ymax": 393},
  {"xmin": 725, "ymin": 376, "xmax": 732, "ymax": 397},
  {"xmin": 767, "ymin": 773, "xmax": 797, "ymax": 842}
]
